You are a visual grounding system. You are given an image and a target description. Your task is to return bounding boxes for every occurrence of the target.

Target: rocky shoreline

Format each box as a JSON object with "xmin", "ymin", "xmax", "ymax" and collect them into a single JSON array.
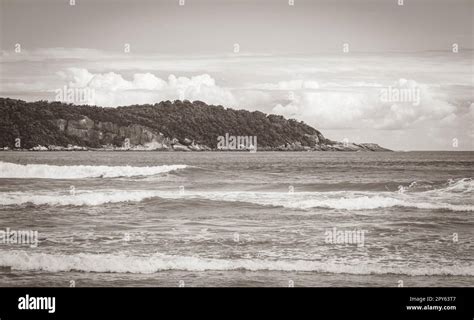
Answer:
[
  {"xmin": 1, "ymin": 141, "xmax": 391, "ymax": 152},
  {"xmin": 11, "ymin": 116, "xmax": 389, "ymax": 152},
  {"xmin": 0, "ymin": 98, "xmax": 392, "ymax": 152}
]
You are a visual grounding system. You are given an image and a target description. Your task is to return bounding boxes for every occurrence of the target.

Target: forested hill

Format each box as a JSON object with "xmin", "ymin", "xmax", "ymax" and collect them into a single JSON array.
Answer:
[{"xmin": 0, "ymin": 98, "xmax": 390, "ymax": 151}]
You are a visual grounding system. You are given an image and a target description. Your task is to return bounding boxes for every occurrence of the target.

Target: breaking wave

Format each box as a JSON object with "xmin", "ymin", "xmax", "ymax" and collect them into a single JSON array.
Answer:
[
  {"xmin": 397, "ymin": 178, "xmax": 473, "ymax": 194},
  {"xmin": 1, "ymin": 188, "xmax": 472, "ymax": 212},
  {"xmin": 0, "ymin": 190, "xmax": 160, "ymax": 206},
  {"xmin": 0, "ymin": 251, "xmax": 472, "ymax": 276},
  {"xmin": 0, "ymin": 161, "xmax": 187, "ymax": 179}
]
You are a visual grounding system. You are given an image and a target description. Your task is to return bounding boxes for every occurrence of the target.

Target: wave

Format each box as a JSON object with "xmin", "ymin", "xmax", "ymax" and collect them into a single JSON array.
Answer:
[
  {"xmin": 0, "ymin": 251, "xmax": 471, "ymax": 276},
  {"xmin": 1, "ymin": 189, "xmax": 472, "ymax": 212},
  {"xmin": 260, "ymin": 195, "xmax": 474, "ymax": 212},
  {"xmin": 0, "ymin": 161, "xmax": 187, "ymax": 179},
  {"xmin": 0, "ymin": 190, "xmax": 160, "ymax": 206},
  {"xmin": 185, "ymin": 191, "xmax": 473, "ymax": 212},
  {"xmin": 443, "ymin": 178, "xmax": 473, "ymax": 193},
  {"xmin": 396, "ymin": 178, "xmax": 473, "ymax": 194}
]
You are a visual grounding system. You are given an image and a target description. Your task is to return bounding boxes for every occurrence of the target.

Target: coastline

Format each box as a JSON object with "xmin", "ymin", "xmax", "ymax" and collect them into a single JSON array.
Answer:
[
  {"xmin": 0, "ymin": 149, "xmax": 391, "ymax": 152},
  {"xmin": 0, "ymin": 98, "xmax": 392, "ymax": 153},
  {"xmin": 0, "ymin": 144, "xmax": 392, "ymax": 152}
]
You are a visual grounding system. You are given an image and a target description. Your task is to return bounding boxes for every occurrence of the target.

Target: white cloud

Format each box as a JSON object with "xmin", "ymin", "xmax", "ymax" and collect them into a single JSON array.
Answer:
[
  {"xmin": 56, "ymin": 68, "xmax": 236, "ymax": 107},
  {"xmin": 271, "ymin": 79, "xmax": 460, "ymax": 132},
  {"xmin": 255, "ymin": 80, "xmax": 320, "ymax": 91}
]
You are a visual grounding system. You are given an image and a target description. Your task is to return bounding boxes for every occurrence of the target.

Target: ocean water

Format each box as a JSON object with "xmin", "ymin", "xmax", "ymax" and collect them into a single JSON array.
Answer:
[{"xmin": 0, "ymin": 151, "xmax": 472, "ymax": 287}]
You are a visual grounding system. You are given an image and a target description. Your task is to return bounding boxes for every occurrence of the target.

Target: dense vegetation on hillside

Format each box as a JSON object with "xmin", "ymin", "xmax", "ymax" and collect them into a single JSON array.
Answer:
[{"xmin": 0, "ymin": 98, "xmax": 329, "ymax": 149}]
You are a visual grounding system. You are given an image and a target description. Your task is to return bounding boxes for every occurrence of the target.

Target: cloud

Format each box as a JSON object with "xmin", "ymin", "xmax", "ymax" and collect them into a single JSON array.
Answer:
[
  {"xmin": 56, "ymin": 68, "xmax": 236, "ymax": 107},
  {"xmin": 254, "ymin": 80, "xmax": 320, "ymax": 91},
  {"xmin": 271, "ymin": 79, "xmax": 459, "ymax": 130}
]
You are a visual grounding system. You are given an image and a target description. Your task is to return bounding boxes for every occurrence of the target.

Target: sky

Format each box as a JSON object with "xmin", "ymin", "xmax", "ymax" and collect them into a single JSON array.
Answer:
[{"xmin": 0, "ymin": 0, "xmax": 473, "ymax": 150}]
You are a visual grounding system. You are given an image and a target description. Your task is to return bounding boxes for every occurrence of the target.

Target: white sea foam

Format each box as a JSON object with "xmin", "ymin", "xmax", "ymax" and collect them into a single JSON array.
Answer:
[
  {"xmin": 269, "ymin": 196, "xmax": 474, "ymax": 212},
  {"xmin": 0, "ymin": 251, "xmax": 471, "ymax": 276},
  {"xmin": 0, "ymin": 161, "xmax": 187, "ymax": 179},
  {"xmin": 400, "ymin": 178, "xmax": 474, "ymax": 194},
  {"xmin": 1, "ymin": 189, "xmax": 472, "ymax": 212},
  {"xmin": 443, "ymin": 178, "xmax": 473, "ymax": 193},
  {"xmin": 0, "ymin": 191, "xmax": 159, "ymax": 206},
  {"xmin": 172, "ymin": 191, "xmax": 474, "ymax": 212}
]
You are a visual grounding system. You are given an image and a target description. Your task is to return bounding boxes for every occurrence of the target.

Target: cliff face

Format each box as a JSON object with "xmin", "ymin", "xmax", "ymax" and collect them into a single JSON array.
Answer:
[
  {"xmin": 0, "ymin": 98, "xmax": 390, "ymax": 151},
  {"xmin": 57, "ymin": 117, "xmax": 169, "ymax": 147}
]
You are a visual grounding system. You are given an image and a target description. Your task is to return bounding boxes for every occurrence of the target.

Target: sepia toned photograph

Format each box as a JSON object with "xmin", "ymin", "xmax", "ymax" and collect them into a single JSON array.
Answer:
[{"xmin": 0, "ymin": 0, "xmax": 472, "ymax": 296}]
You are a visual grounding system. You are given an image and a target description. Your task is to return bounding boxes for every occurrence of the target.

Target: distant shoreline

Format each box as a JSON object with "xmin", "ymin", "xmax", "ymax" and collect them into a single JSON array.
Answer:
[
  {"xmin": 0, "ymin": 148, "xmax": 392, "ymax": 152},
  {"xmin": 0, "ymin": 98, "xmax": 392, "ymax": 153},
  {"xmin": 1, "ymin": 149, "xmax": 471, "ymax": 153}
]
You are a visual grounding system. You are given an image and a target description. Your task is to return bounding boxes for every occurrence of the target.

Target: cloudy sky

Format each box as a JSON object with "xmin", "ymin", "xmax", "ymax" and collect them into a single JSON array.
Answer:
[{"xmin": 0, "ymin": 0, "xmax": 473, "ymax": 150}]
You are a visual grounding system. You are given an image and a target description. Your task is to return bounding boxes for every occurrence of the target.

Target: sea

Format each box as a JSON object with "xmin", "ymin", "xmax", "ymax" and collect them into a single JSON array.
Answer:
[{"xmin": 0, "ymin": 151, "xmax": 472, "ymax": 287}]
